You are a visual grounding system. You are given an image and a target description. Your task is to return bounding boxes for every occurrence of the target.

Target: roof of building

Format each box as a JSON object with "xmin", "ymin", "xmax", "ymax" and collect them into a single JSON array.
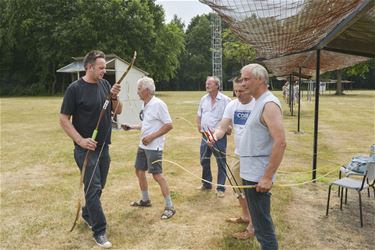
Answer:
[{"xmin": 57, "ymin": 54, "xmax": 148, "ymax": 75}]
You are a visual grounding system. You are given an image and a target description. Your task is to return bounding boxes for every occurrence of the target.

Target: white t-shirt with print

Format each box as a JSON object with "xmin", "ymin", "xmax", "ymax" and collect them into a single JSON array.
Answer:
[
  {"xmin": 222, "ymin": 98, "xmax": 255, "ymax": 154},
  {"xmin": 139, "ymin": 96, "xmax": 172, "ymax": 150}
]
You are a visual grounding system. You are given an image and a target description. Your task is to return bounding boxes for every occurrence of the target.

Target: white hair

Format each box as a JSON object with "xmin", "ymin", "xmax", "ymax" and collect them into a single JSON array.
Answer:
[
  {"xmin": 241, "ymin": 64, "xmax": 269, "ymax": 85},
  {"xmin": 207, "ymin": 76, "xmax": 221, "ymax": 88},
  {"xmin": 137, "ymin": 76, "xmax": 155, "ymax": 94}
]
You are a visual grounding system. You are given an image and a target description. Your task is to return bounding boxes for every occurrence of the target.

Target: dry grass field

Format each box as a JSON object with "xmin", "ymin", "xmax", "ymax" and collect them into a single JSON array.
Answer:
[{"xmin": 1, "ymin": 90, "xmax": 374, "ymax": 249}]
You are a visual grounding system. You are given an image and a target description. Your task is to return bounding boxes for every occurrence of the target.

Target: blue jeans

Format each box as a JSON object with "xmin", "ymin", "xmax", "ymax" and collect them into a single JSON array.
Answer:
[
  {"xmin": 74, "ymin": 145, "xmax": 110, "ymax": 237},
  {"xmin": 243, "ymin": 179, "xmax": 278, "ymax": 250},
  {"xmin": 200, "ymin": 135, "xmax": 227, "ymax": 192}
]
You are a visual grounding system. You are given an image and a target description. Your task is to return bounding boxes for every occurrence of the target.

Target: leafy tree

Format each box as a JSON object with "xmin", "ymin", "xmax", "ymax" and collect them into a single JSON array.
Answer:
[
  {"xmin": 345, "ymin": 60, "xmax": 372, "ymax": 78},
  {"xmin": 0, "ymin": 0, "xmax": 186, "ymax": 95},
  {"xmin": 170, "ymin": 15, "xmax": 185, "ymax": 30},
  {"xmin": 177, "ymin": 14, "xmax": 211, "ymax": 90},
  {"xmin": 2, "ymin": 0, "xmax": 372, "ymax": 95},
  {"xmin": 154, "ymin": 22, "xmax": 185, "ymax": 83},
  {"xmin": 222, "ymin": 28, "xmax": 256, "ymax": 89},
  {"xmin": 223, "ymin": 28, "xmax": 256, "ymax": 67},
  {"xmin": 335, "ymin": 69, "xmax": 344, "ymax": 95},
  {"xmin": 1, "ymin": 0, "xmax": 76, "ymax": 95},
  {"xmin": 334, "ymin": 59, "xmax": 374, "ymax": 95}
]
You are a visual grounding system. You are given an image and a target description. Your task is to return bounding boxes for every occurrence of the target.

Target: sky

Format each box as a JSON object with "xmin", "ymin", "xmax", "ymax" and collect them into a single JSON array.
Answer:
[{"xmin": 155, "ymin": 0, "xmax": 212, "ymax": 26}]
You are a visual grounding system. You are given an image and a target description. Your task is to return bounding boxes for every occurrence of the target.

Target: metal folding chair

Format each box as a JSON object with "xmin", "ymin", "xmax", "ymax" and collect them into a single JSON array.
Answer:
[
  {"xmin": 326, "ymin": 160, "xmax": 375, "ymax": 227},
  {"xmin": 337, "ymin": 166, "xmax": 372, "ymax": 204},
  {"xmin": 337, "ymin": 156, "xmax": 372, "ymax": 201}
]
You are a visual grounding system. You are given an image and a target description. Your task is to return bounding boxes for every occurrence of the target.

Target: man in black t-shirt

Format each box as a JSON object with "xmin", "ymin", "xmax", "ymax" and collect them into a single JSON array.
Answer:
[{"xmin": 60, "ymin": 50, "xmax": 122, "ymax": 249}]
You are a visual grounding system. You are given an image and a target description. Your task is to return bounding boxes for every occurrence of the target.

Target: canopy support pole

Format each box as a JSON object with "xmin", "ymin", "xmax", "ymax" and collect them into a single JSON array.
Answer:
[
  {"xmin": 297, "ymin": 67, "xmax": 302, "ymax": 132},
  {"xmin": 289, "ymin": 74, "xmax": 293, "ymax": 116},
  {"xmin": 312, "ymin": 49, "xmax": 321, "ymax": 182}
]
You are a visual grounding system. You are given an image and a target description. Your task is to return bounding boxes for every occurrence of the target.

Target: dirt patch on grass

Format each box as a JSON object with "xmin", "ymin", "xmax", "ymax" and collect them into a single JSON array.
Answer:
[{"xmin": 282, "ymin": 183, "xmax": 375, "ymax": 249}]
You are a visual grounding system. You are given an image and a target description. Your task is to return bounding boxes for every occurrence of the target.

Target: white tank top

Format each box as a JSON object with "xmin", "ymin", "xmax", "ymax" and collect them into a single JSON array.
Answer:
[{"xmin": 239, "ymin": 91, "xmax": 282, "ymax": 182}]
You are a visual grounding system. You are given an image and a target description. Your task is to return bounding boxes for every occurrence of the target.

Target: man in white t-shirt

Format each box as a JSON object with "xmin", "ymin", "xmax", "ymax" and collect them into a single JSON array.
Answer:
[
  {"xmin": 208, "ymin": 78, "xmax": 255, "ymax": 239},
  {"xmin": 122, "ymin": 77, "xmax": 175, "ymax": 220}
]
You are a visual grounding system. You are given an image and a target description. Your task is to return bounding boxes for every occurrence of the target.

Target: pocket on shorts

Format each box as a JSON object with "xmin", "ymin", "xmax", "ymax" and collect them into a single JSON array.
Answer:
[{"xmin": 148, "ymin": 150, "xmax": 163, "ymax": 174}]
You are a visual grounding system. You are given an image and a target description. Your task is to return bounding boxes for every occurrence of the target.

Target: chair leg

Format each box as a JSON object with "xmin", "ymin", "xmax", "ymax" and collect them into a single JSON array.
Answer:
[
  {"xmin": 338, "ymin": 172, "xmax": 342, "ymax": 197},
  {"xmin": 358, "ymin": 191, "xmax": 363, "ymax": 227},
  {"xmin": 340, "ymin": 187, "xmax": 344, "ymax": 210},
  {"xmin": 345, "ymin": 188, "xmax": 348, "ymax": 204},
  {"xmin": 326, "ymin": 185, "xmax": 332, "ymax": 216}
]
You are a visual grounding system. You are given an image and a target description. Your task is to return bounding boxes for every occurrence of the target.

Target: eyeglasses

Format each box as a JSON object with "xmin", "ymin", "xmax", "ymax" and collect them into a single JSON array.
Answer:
[{"xmin": 139, "ymin": 110, "xmax": 144, "ymax": 121}]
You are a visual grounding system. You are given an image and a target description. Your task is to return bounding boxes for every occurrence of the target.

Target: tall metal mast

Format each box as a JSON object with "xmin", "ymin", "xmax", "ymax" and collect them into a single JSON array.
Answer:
[{"xmin": 211, "ymin": 13, "xmax": 223, "ymax": 88}]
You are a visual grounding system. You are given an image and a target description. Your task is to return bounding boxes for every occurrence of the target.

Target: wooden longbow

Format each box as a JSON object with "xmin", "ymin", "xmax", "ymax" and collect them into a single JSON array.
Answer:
[{"xmin": 70, "ymin": 51, "xmax": 137, "ymax": 232}]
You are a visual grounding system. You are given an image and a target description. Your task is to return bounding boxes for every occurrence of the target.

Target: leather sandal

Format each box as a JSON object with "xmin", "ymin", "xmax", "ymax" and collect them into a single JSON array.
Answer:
[
  {"xmin": 232, "ymin": 229, "xmax": 255, "ymax": 240},
  {"xmin": 130, "ymin": 200, "xmax": 152, "ymax": 207},
  {"xmin": 226, "ymin": 217, "xmax": 250, "ymax": 224},
  {"xmin": 161, "ymin": 207, "xmax": 176, "ymax": 220}
]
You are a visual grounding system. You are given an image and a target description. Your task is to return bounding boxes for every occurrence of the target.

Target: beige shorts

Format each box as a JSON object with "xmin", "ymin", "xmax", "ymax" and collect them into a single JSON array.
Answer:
[{"xmin": 230, "ymin": 160, "xmax": 242, "ymax": 186}]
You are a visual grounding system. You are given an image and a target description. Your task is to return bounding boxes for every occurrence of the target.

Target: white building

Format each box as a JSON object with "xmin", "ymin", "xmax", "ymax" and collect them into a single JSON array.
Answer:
[{"xmin": 57, "ymin": 54, "xmax": 148, "ymax": 127}]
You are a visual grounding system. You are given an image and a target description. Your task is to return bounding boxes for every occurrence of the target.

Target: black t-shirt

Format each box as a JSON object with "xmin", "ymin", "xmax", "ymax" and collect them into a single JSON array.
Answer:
[{"xmin": 60, "ymin": 78, "xmax": 112, "ymax": 146}]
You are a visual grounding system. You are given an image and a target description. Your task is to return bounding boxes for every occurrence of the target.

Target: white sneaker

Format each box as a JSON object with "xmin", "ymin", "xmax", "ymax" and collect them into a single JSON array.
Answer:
[
  {"xmin": 217, "ymin": 191, "xmax": 225, "ymax": 198},
  {"xmin": 93, "ymin": 234, "xmax": 112, "ymax": 249}
]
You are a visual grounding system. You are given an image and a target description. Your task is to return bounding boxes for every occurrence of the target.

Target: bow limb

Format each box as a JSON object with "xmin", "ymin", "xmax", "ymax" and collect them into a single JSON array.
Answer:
[
  {"xmin": 69, "ymin": 102, "xmax": 108, "ymax": 232},
  {"xmin": 69, "ymin": 148, "xmax": 91, "ymax": 231},
  {"xmin": 110, "ymin": 51, "xmax": 137, "ymax": 116},
  {"xmin": 116, "ymin": 51, "xmax": 137, "ymax": 85},
  {"xmin": 69, "ymin": 199, "xmax": 82, "ymax": 232}
]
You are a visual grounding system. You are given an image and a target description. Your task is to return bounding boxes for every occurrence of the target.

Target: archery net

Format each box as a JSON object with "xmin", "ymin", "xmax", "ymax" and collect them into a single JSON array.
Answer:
[{"xmin": 200, "ymin": 0, "xmax": 374, "ymax": 76}]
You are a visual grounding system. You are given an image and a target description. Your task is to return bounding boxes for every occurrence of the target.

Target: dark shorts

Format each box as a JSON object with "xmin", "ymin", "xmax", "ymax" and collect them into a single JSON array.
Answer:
[{"xmin": 135, "ymin": 147, "xmax": 163, "ymax": 174}]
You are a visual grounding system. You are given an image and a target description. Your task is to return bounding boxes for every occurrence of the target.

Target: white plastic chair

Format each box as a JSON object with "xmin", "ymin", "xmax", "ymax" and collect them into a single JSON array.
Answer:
[{"xmin": 326, "ymin": 160, "xmax": 375, "ymax": 227}]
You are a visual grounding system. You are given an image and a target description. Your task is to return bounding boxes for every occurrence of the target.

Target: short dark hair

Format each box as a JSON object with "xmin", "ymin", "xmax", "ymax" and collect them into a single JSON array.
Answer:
[
  {"xmin": 83, "ymin": 50, "xmax": 105, "ymax": 70},
  {"xmin": 233, "ymin": 76, "xmax": 242, "ymax": 84}
]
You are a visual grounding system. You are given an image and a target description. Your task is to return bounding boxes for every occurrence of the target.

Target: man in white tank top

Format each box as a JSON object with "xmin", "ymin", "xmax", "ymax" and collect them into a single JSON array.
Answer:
[{"xmin": 239, "ymin": 64, "xmax": 286, "ymax": 250}]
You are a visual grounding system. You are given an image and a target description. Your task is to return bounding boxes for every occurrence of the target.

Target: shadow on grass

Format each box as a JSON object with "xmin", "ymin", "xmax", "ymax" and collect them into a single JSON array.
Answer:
[{"xmin": 219, "ymin": 233, "xmax": 259, "ymax": 250}]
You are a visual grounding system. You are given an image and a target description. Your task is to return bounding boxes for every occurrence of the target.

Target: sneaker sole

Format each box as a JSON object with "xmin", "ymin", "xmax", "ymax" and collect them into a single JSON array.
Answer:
[{"xmin": 93, "ymin": 237, "xmax": 112, "ymax": 248}]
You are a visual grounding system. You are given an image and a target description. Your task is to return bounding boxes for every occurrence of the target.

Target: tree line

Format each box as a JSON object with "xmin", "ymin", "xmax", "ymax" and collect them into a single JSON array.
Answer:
[
  {"xmin": 0, "ymin": 0, "xmax": 185, "ymax": 95},
  {"xmin": 0, "ymin": 0, "xmax": 373, "ymax": 96}
]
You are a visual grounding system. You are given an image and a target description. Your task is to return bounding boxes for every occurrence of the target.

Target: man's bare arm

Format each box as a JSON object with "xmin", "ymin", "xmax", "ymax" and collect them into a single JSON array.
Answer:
[
  {"xmin": 257, "ymin": 102, "xmax": 286, "ymax": 192},
  {"xmin": 110, "ymin": 83, "xmax": 122, "ymax": 114},
  {"xmin": 142, "ymin": 123, "xmax": 173, "ymax": 146},
  {"xmin": 59, "ymin": 114, "xmax": 97, "ymax": 151},
  {"xmin": 213, "ymin": 118, "xmax": 232, "ymax": 140}
]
